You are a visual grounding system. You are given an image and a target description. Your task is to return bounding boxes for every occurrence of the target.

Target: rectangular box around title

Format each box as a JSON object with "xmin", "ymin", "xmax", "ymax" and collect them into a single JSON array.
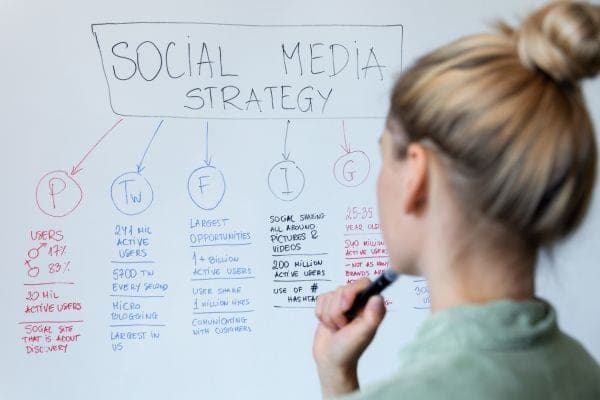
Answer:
[{"xmin": 91, "ymin": 22, "xmax": 404, "ymax": 119}]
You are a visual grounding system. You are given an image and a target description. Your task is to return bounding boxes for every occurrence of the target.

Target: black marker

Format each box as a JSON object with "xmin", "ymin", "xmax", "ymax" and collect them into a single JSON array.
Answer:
[{"xmin": 344, "ymin": 269, "xmax": 399, "ymax": 321}]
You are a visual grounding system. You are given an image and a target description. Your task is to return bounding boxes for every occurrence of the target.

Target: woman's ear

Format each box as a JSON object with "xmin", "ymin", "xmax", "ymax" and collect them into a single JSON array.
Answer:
[{"xmin": 403, "ymin": 143, "xmax": 429, "ymax": 214}]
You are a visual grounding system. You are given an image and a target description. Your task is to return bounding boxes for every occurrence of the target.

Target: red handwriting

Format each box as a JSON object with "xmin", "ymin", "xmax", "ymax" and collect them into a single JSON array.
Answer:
[{"xmin": 21, "ymin": 229, "xmax": 83, "ymax": 354}]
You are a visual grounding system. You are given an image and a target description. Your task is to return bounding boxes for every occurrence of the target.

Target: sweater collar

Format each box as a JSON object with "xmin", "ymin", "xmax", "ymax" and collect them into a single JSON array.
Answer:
[{"xmin": 400, "ymin": 299, "xmax": 558, "ymax": 359}]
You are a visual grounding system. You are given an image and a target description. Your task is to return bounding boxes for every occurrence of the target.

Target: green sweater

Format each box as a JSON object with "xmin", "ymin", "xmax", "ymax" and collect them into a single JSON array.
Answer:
[{"xmin": 343, "ymin": 300, "xmax": 600, "ymax": 400}]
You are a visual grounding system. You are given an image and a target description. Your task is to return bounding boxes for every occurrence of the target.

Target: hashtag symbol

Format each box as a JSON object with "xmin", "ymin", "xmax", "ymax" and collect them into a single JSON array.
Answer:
[{"xmin": 310, "ymin": 283, "xmax": 319, "ymax": 293}]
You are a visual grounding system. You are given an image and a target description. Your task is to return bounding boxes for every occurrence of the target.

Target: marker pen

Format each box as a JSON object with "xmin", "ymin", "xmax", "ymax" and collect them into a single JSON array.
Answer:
[{"xmin": 344, "ymin": 269, "xmax": 399, "ymax": 321}]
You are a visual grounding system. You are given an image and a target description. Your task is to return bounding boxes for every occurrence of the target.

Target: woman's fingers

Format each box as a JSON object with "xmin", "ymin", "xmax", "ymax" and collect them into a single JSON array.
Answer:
[
  {"xmin": 312, "ymin": 283, "xmax": 388, "ymax": 388},
  {"xmin": 315, "ymin": 278, "xmax": 372, "ymax": 330},
  {"xmin": 353, "ymin": 295, "xmax": 386, "ymax": 335}
]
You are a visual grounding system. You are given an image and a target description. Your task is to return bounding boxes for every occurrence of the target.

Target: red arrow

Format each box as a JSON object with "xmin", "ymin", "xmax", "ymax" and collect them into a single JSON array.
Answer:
[
  {"xmin": 71, "ymin": 118, "xmax": 124, "ymax": 176},
  {"xmin": 340, "ymin": 120, "xmax": 351, "ymax": 153}
]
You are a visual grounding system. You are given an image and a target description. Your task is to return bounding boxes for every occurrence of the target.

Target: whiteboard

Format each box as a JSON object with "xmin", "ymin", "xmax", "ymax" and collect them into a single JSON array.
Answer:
[{"xmin": 1, "ymin": 1, "xmax": 599, "ymax": 399}]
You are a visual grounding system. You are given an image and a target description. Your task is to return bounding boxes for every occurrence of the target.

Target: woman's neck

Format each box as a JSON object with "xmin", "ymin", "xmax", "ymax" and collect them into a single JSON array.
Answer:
[
  {"xmin": 426, "ymin": 264, "xmax": 535, "ymax": 313},
  {"xmin": 416, "ymin": 163, "xmax": 537, "ymax": 313},
  {"xmin": 421, "ymin": 227, "xmax": 536, "ymax": 313}
]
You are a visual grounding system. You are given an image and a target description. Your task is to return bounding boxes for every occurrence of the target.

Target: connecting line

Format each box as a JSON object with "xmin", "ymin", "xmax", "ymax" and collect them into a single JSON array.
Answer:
[
  {"xmin": 137, "ymin": 119, "xmax": 163, "ymax": 173},
  {"xmin": 282, "ymin": 119, "xmax": 291, "ymax": 160},
  {"xmin": 204, "ymin": 121, "xmax": 212, "ymax": 166},
  {"xmin": 71, "ymin": 118, "xmax": 124, "ymax": 175},
  {"xmin": 341, "ymin": 120, "xmax": 351, "ymax": 153}
]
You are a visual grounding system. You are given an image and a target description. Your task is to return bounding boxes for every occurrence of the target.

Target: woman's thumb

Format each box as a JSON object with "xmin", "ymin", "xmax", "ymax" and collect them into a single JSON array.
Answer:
[{"xmin": 348, "ymin": 295, "xmax": 386, "ymax": 339}]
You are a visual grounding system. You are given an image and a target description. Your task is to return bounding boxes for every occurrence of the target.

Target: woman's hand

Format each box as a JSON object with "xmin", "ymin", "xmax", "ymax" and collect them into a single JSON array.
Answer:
[{"xmin": 313, "ymin": 278, "xmax": 387, "ymax": 399}]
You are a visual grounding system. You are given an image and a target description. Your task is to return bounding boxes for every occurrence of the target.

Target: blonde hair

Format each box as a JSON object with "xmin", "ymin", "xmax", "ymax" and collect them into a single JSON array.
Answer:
[{"xmin": 389, "ymin": 0, "xmax": 600, "ymax": 248}]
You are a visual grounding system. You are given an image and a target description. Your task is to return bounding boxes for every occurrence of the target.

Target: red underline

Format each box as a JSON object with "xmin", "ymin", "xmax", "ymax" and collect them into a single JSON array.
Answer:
[
  {"xmin": 18, "ymin": 320, "xmax": 84, "ymax": 324},
  {"xmin": 344, "ymin": 256, "xmax": 388, "ymax": 260}
]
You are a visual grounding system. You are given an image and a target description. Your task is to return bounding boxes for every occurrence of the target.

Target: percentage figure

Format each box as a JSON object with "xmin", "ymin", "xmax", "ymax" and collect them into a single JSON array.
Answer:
[
  {"xmin": 48, "ymin": 244, "xmax": 67, "ymax": 257},
  {"xmin": 49, "ymin": 261, "xmax": 71, "ymax": 274}
]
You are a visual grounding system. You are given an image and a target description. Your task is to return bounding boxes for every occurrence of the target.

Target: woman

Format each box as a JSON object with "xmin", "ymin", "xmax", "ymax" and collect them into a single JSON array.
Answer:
[{"xmin": 313, "ymin": 1, "xmax": 600, "ymax": 399}]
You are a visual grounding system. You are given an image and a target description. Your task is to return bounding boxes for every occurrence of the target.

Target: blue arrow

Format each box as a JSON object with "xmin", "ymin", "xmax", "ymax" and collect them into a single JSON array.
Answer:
[
  {"xmin": 137, "ymin": 119, "xmax": 163, "ymax": 174},
  {"xmin": 204, "ymin": 121, "xmax": 212, "ymax": 166}
]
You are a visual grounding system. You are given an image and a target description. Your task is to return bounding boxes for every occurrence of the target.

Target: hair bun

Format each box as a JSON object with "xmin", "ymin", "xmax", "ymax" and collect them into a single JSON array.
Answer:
[{"xmin": 517, "ymin": 1, "xmax": 600, "ymax": 84}]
